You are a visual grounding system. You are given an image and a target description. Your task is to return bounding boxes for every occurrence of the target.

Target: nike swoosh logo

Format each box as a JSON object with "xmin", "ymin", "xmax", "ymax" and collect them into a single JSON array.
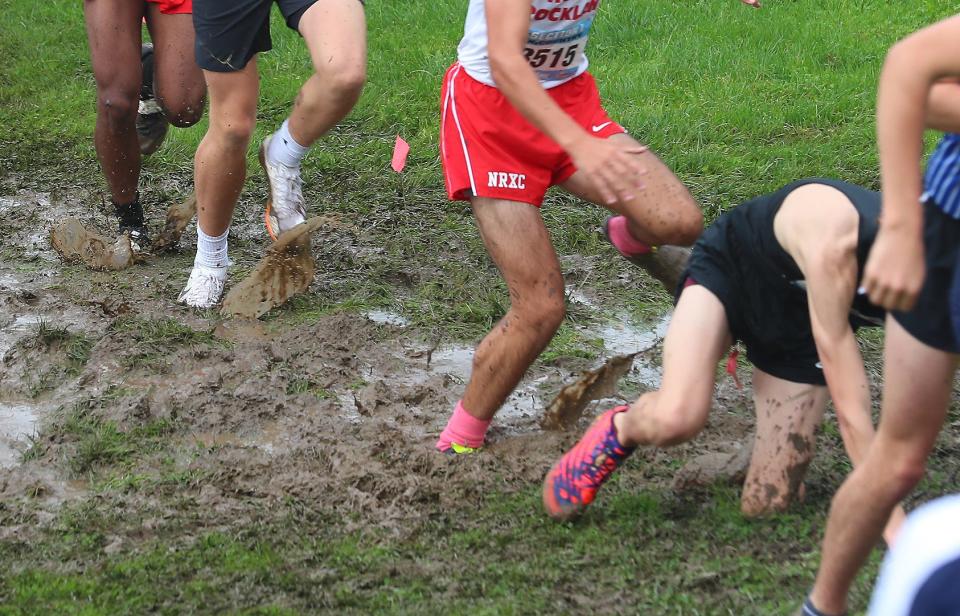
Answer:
[{"xmin": 592, "ymin": 121, "xmax": 613, "ymax": 133}]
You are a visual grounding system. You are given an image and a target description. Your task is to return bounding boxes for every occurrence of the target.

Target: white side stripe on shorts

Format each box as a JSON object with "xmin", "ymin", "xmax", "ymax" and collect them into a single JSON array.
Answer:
[{"xmin": 445, "ymin": 63, "xmax": 478, "ymax": 196}]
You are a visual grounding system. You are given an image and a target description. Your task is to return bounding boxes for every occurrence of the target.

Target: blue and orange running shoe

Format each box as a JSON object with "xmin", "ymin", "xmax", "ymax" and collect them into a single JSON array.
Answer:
[{"xmin": 543, "ymin": 406, "xmax": 635, "ymax": 521}]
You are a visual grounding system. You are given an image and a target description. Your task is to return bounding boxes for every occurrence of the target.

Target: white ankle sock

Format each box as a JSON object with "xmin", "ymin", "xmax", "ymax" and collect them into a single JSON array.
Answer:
[
  {"xmin": 267, "ymin": 119, "xmax": 309, "ymax": 168},
  {"xmin": 195, "ymin": 225, "xmax": 229, "ymax": 270}
]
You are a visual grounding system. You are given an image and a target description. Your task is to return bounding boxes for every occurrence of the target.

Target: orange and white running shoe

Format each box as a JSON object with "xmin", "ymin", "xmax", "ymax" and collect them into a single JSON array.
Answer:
[{"xmin": 259, "ymin": 136, "xmax": 306, "ymax": 241}]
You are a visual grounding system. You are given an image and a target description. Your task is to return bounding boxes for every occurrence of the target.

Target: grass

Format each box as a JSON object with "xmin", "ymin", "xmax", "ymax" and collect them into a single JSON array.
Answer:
[{"xmin": 1, "ymin": 0, "xmax": 959, "ymax": 614}]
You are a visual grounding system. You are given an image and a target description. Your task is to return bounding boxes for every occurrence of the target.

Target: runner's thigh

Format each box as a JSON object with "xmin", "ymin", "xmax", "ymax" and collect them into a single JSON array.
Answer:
[{"xmin": 83, "ymin": 0, "xmax": 144, "ymax": 97}]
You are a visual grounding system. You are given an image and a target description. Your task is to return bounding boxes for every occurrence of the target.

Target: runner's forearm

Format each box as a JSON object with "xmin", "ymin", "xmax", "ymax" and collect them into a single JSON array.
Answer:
[
  {"xmin": 878, "ymin": 16, "xmax": 960, "ymax": 228},
  {"xmin": 488, "ymin": 52, "xmax": 590, "ymax": 152}
]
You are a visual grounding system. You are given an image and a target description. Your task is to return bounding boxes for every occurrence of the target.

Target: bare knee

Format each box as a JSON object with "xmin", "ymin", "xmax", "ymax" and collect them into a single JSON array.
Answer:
[
  {"xmin": 314, "ymin": 60, "xmax": 366, "ymax": 105},
  {"xmin": 641, "ymin": 399, "xmax": 707, "ymax": 447},
  {"xmin": 741, "ymin": 481, "xmax": 798, "ymax": 517},
  {"xmin": 210, "ymin": 113, "xmax": 255, "ymax": 149},
  {"xmin": 515, "ymin": 294, "xmax": 566, "ymax": 338},
  {"xmin": 885, "ymin": 455, "xmax": 926, "ymax": 500},
  {"xmin": 98, "ymin": 88, "xmax": 138, "ymax": 127},
  {"xmin": 160, "ymin": 96, "xmax": 204, "ymax": 127},
  {"xmin": 672, "ymin": 207, "xmax": 704, "ymax": 246}
]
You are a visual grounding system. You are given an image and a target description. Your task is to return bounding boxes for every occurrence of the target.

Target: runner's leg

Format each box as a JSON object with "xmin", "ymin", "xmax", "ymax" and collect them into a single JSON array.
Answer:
[
  {"xmin": 288, "ymin": 0, "xmax": 366, "ymax": 146},
  {"xmin": 179, "ymin": 62, "xmax": 258, "ymax": 308},
  {"xmin": 808, "ymin": 317, "xmax": 956, "ymax": 615},
  {"xmin": 83, "ymin": 0, "xmax": 144, "ymax": 205},
  {"xmin": 543, "ymin": 284, "xmax": 730, "ymax": 519},
  {"xmin": 615, "ymin": 285, "xmax": 730, "ymax": 447},
  {"xmin": 259, "ymin": 0, "xmax": 366, "ymax": 239},
  {"xmin": 145, "ymin": 4, "xmax": 205, "ymax": 127},
  {"xmin": 194, "ymin": 63, "xmax": 259, "ymax": 238},
  {"xmin": 741, "ymin": 370, "xmax": 827, "ymax": 516},
  {"xmin": 562, "ymin": 133, "xmax": 702, "ymax": 247},
  {"xmin": 459, "ymin": 198, "xmax": 566, "ymax": 421}
]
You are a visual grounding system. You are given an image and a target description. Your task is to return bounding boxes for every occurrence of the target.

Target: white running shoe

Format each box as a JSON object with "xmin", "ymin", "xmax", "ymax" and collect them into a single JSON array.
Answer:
[
  {"xmin": 177, "ymin": 264, "xmax": 227, "ymax": 309},
  {"xmin": 259, "ymin": 135, "xmax": 307, "ymax": 241}
]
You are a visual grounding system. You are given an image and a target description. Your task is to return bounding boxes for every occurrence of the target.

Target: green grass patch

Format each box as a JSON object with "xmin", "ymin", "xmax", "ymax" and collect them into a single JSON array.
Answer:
[{"xmin": 56, "ymin": 400, "xmax": 175, "ymax": 476}]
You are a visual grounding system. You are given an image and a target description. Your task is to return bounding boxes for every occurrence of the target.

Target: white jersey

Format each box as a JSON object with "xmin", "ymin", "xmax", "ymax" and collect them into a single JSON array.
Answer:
[{"xmin": 457, "ymin": 0, "xmax": 600, "ymax": 89}]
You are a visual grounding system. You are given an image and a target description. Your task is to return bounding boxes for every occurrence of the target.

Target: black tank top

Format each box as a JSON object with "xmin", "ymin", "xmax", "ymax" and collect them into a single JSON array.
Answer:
[{"xmin": 706, "ymin": 178, "xmax": 885, "ymax": 329}]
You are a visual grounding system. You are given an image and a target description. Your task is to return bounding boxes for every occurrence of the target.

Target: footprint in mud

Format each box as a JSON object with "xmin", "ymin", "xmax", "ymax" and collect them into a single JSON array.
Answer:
[
  {"xmin": 49, "ymin": 218, "xmax": 137, "ymax": 271},
  {"xmin": 221, "ymin": 216, "xmax": 342, "ymax": 319},
  {"xmin": 153, "ymin": 192, "xmax": 196, "ymax": 252}
]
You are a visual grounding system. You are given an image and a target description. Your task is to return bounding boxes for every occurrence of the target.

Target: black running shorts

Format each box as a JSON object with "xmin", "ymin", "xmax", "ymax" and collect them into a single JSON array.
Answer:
[
  {"xmin": 193, "ymin": 0, "xmax": 365, "ymax": 73},
  {"xmin": 892, "ymin": 201, "xmax": 960, "ymax": 354},
  {"xmin": 679, "ymin": 262, "xmax": 828, "ymax": 387}
]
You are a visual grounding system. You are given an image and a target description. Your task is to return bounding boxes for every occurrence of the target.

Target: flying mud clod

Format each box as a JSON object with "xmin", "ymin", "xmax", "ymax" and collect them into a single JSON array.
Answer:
[
  {"xmin": 50, "ymin": 218, "xmax": 138, "ymax": 271},
  {"xmin": 153, "ymin": 192, "xmax": 197, "ymax": 252},
  {"xmin": 220, "ymin": 216, "xmax": 340, "ymax": 320},
  {"xmin": 540, "ymin": 353, "xmax": 637, "ymax": 431}
]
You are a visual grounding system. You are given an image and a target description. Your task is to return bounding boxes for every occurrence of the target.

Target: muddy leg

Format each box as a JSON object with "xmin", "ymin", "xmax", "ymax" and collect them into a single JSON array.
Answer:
[
  {"xmin": 741, "ymin": 369, "xmax": 827, "ymax": 516},
  {"xmin": 561, "ymin": 134, "xmax": 702, "ymax": 246},
  {"xmin": 82, "ymin": 0, "xmax": 144, "ymax": 204},
  {"xmin": 144, "ymin": 4, "xmax": 205, "ymax": 127},
  {"xmin": 458, "ymin": 198, "xmax": 566, "ymax": 421}
]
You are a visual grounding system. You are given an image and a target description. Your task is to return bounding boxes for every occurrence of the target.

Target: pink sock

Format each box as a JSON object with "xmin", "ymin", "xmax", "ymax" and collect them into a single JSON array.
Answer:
[
  {"xmin": 436, "ymin": 400, "xmax": 491, "ymax": 452},
  {"xmin": 608, "ymin": 216, "xmax": 652, "ymax": 256}
]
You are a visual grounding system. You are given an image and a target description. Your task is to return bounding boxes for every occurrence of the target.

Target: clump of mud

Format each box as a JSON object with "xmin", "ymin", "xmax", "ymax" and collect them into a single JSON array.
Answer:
[
  {"xmin": 541, "ymin": 353, "xmax": 637, "ymax": 430},
  {"xmin": 153, "ymin": 192, "xmax": 196, "ymax": 252},
  {"xmin": 221, "ymin": 216, "xmax": 340, "ymax": 319},
  {"xmin": 672, "ymin": 443, "xmax": 753, "ymax": 491},
  {"xmin": 49, "ymin": 218, "xmax": 137, "ymax": 270}
]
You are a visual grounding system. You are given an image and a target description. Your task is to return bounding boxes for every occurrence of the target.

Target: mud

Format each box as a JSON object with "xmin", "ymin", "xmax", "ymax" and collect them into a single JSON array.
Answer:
[
  {"xmin": 0, "ymin": 187, "xmax": 865, "ymax": 566},
  {"xmin": 629, "ymin": 244, "xmax": 692, "ymax": 294},
  {"xmin": 221, "ymin": 216, "xmax": 340, "ymax": 319},
  {"xmin": 50, "ymin": 218, "xmax": 137, "ymax": 270},
  {"xmin": 541, "ymin": 353, "xmax": 637, "ymax": 431},
  {"xmin": 673, "ymin": 442, "xmax": 753, "ymax": 491},
  {"xmin": 152, "ymin": 192, "xmax": 196, "ymax": 252}
]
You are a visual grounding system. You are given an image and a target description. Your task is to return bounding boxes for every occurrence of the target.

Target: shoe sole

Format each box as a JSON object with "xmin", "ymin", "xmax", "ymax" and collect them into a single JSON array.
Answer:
[{"xmin": 259, "ymin": 140, "xmax": 280, "ymax": 242}]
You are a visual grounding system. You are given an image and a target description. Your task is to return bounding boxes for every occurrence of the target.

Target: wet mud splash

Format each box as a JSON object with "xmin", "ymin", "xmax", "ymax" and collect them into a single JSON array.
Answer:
[
  {"xmin": 541, "ymin": 353, "xmax": 637, "ymax": 430},
  {"xmin": 152, "ymin": 192, "xmax": 196, "ymax": 252},
  {"xmin": 50, "ymin": 218, "xmax": 137, "ymax": 270},
  {"xmin": 221, "ymin": 216, "xmax": 340, "ymax": 319}
]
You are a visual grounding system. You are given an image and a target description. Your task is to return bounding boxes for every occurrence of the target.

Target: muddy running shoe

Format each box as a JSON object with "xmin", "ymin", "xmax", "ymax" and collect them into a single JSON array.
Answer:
[
  {"xmin": 259, "ymin": 135, "xmax": 307, "ymax": 241},
  {"xmin": 137, "ymin": 43, "xmax": 168, "ymax": 156},
  {"xmin": 542, "ymin": 406, "xmax": 635, "ymax": 521},
  {"xmin": 113, "ymin": 197, "xmax": 149, "ymax": 252},
  {"xmin": 177, "ymin": 264, "xmax": 227, "ymax": 309},
  {"xmin": 602, "ymin": 216, "xmax": 691, "ymax": 293}
]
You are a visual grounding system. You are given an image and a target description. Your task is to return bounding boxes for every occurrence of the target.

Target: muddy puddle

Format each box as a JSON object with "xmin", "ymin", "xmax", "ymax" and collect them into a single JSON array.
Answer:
[
  {"xmin": 0, "ymin": 403, "xmax": 37, "ymax": 468},
  {"xmin": 0, "ymin": 188, "xmax": 759, "ymax": 535}
]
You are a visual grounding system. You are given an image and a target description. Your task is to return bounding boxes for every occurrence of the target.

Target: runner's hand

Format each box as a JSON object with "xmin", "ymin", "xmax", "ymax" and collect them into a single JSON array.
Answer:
[
  {"xmin": 739, "ymin": 0, "xmax": 761, "ymax": 7},
  {"xmin": 861, "ymin": 222, "xmax": 926, "ymax": 312},
  {"xmin": 568, "ymin": 136, "xmax": 647, "ymax": 205}
]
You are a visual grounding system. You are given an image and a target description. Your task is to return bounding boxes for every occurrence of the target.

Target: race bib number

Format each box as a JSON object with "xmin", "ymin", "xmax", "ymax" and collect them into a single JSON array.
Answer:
[
  {"xmin": 523, "ymin": 43, "xmax": 581, "ymax": 70},
  {"xmin": 524, "ymin": 18, "xmax": 592, "ymax": 82}
]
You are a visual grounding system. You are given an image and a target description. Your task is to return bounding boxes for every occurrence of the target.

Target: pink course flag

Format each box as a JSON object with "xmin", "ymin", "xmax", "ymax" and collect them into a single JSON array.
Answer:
[{"xmin": 391, "ymin": 135, "xmax": 410, "ymax": 173}]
